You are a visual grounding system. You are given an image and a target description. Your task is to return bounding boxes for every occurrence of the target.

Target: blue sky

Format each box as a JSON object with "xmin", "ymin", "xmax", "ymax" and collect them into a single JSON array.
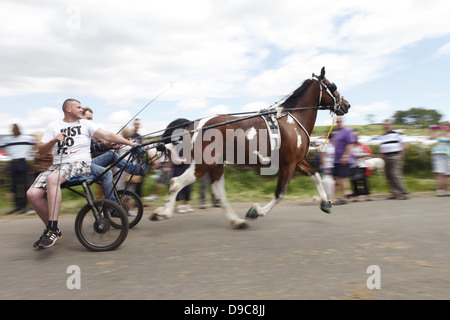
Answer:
[{"xmin": 1, "ymin": 0, "xmax": 450, "ymax": 136}]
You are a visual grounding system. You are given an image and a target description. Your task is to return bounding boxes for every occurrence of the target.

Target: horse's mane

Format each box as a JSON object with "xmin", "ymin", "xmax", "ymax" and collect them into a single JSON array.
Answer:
[{"xmin": 281, "ymin": 79, "xmax": 314, "ymax": 110}]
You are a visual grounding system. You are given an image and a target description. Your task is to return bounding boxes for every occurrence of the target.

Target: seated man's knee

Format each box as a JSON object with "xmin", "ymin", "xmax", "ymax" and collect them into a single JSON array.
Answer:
[{"xmin": 27, "ymin": 187, "xmax": 44, "ymax": 201}]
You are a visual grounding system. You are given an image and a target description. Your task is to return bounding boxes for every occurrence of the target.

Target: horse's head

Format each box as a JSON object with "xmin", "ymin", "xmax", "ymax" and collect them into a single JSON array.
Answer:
[{"xmin": 313, "ymin": 67, "xmax": 350, "ymax": 116}]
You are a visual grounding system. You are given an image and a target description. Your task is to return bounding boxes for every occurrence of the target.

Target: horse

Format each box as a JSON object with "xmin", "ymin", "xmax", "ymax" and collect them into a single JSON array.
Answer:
[{"xmin": 151, "ymin": 67, "xmax": 351, "ymax": 228}]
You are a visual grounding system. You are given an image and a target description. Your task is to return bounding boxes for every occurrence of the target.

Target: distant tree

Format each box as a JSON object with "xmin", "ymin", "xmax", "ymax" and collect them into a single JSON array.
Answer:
[
  {"xmin": 393, "ymin": 108, "xmax": 442, "ymax": 128},
  {"xmin": 366, "ymin": 113, "xmax": 375, "ymax": 125}
]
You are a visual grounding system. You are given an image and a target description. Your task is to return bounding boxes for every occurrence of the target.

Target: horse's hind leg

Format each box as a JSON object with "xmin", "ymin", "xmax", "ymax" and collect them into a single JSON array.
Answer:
[
  {"xmin": 296, "ymin": 159, "xmax": 332, "ymax": 213},
  {"xmin": 209, "ymin": 165, "xmax": 248, "ymax": 229},
  {"xmin": 151, "ymin": 162, "xmax": 198, "ymax": 221},
  {"xmin": 246, "ymin": 163, "xmax": 295, "ymax": 219}
]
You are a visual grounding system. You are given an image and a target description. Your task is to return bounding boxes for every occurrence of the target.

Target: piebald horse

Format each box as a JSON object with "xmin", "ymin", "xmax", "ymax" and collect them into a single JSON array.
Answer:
[{"xmin": 151, "ymin": 67, "xmax": 351, "ymax": 228}]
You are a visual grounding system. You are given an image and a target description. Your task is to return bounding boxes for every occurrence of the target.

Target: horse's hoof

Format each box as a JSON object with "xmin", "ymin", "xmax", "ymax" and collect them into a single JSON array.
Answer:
[
  {"xmin": 231, "ymin": 220, "xmax": 249, "ymax": 229},
  {"xmin": 246, "ymin": 207, "xmax": 258, "ymax": 219},
  {"xmin": 320, "ymin": 200, "xmax": 332, "ymax": 214}
]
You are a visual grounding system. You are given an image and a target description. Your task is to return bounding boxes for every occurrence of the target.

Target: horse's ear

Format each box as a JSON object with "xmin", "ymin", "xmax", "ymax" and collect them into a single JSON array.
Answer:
[{"xmin": 320, "ymin": 67, "xmax": 326, "ymax": 79}]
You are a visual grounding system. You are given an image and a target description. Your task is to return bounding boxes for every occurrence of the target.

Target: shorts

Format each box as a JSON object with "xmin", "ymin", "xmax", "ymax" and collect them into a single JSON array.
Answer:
[
  {"xmin": 432, "ymin": 154, "xmax": 450, "ymax": 175},
  {"xmin": 333, "ymin": 163, "xmax": 351, "ymax": 178},
  {"xmin": 30, "ymin": 161, "xmax": 91, "ymax": 190}
]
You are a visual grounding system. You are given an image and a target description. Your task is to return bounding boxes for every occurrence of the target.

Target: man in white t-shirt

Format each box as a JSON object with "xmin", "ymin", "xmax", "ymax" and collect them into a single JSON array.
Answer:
[
  {"xmin": 379, "ymin": 118, "xmax": 409, "ymax": 200},
  {"xmin": 27, "ymin": 98, "xmax": 137, "ymax": 249}
]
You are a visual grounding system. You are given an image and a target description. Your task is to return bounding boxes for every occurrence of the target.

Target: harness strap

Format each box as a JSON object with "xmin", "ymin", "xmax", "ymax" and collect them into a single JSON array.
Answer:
[
  {"xmin": 275, "ymin": 111, "xmax": 311, "ymax": 157},
  {"xmin": 260, "ymin": 113, "xmax": 281, "ymax": 152}
]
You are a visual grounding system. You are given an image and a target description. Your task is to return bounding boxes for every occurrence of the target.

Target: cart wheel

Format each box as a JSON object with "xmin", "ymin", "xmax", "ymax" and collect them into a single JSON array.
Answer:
[
  {"xmin": 75, "ymin": 199, "xmax": 129, "ymax": 252},
  {"xmin": 117, "ymin": 189, "xmax": 144, "ymax": 228}
]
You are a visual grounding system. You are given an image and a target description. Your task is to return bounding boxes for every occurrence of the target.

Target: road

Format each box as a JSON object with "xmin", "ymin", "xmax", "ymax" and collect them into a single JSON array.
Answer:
[{"xmin": 0, "ymin": 194, "xmax": 449, "ymax": 300}]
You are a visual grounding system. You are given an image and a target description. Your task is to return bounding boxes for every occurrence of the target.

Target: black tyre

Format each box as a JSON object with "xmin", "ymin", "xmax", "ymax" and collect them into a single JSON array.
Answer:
[
  {"xmin": 75, "ymin": 199, "xmax": 129, "ymax": 252},
  {"xmin": 117, "ymin": 189, "xmax": 144, "ymax": 228}
]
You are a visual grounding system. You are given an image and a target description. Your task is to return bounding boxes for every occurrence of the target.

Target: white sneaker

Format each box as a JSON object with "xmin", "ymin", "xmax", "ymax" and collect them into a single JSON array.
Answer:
[
  {"xmin": 127, "ymin": 210, "xmax": 137, "ymax": 217},
  {"xmin": 185, "ymin": 204, "xmax": 194, "ymax": 212},
  {"xmin": 144, "ymin": 194, "xmax": 159, "ymax": 201},
  {"xmin": 176, "ymin": 205, "xmax": 187, "ymax": 213},
  {"xmin": 436, "ymin": 190, "xmax": 446, "ymax": 197}
]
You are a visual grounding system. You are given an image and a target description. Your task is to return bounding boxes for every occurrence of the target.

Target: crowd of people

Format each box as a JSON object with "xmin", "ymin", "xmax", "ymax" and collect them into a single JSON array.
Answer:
[
  {"xmin": 1, "ymin": 103, "xmax": 449, "ymax": 249},
  {"xmin": 318, "ymin": 116, "xmax": 450, "ymax": 204}
]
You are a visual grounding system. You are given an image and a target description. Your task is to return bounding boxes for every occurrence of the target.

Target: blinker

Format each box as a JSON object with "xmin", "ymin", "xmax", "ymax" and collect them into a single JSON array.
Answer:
[{"xmin": 328, "ymin": 83, "xmax": 337, "ymax": 93}]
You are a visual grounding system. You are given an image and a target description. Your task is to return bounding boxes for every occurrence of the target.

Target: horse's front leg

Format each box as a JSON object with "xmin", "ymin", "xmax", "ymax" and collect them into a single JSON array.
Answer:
[
  {"xmin": 246, "ymin": 164, "xmax": 295, "ymax": 219},
  {"xmin": 150, "ymin": 162, "xmax": 197, "ymax": 221},
  {"xmin": 296, "ymin": 159, "xmax": 332, "ymax": 213}
]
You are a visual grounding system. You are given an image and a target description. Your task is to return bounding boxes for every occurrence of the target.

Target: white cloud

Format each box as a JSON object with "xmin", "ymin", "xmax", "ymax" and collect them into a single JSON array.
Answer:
[
  {"xmin": 176, "ymin": 98, "xmax": 208, "ymax": 111},
  {"xmin": 436, "ymin": 43, "xmax": 450, "ymax": 57}
]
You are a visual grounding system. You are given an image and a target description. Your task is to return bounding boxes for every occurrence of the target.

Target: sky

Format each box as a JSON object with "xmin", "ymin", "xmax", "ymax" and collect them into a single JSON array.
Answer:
[{"xmin": 1, "ymin": 0, "xmax": 450, "ymax": 136}]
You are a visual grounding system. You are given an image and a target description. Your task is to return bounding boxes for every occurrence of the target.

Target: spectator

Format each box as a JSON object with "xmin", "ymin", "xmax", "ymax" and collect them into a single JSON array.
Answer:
[
  {"xmin": 131, "ymin": 119, "xmax": 145, "ymax": 197},
  {"xmin": 349, "ymin": 135, "xmax": 373, "ymax": 201},
  {"xmin": 332, "ymin": 116, "xmax": 357, "ymax": 205},
  {"xmin": 144, "ymin": 154, "xmax": 171, "ymax": 202},
  {"xmin": 379, "ymin": 118, "xmax": 409, "ymax": 200},
  {"xmin": 319, "ymin": 132, "xmax": 335, "ymax": 200},
  {"xmin": 199, "ymin": 173, "xmax": 220, "ymax": 209},
  {"xmin": 1, "ymin": 124, "xmax": 35, "ymax": 214},
  {"xmin": 0, "ymin": 123, "xmax": 34, "ymax": 214},
  {"xmin": 430, "ymin": 121, "xmax": 450, "ymax": 196}
]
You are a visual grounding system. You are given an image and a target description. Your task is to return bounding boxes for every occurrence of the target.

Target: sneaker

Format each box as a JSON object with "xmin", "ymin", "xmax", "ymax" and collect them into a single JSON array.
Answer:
[
  {"xmin": 436, "ymin": 190, "xmax": 446, "ymax": 197},
  {"xmin": 34, "ymin": 229, "xmax": 62, "ymax": 248},
  {"xmin": 185, "ymin": 204, "xmax": 194, "ymax": 212},
  {"xmin": 176, "ymin": 205, "xmax": 187, "ymax": 213},
  {"xmin": 127, "ymin": 210, "xmax": 137, "ymax": 217},
  {"xmin": 38, "ymin": 229, "xmax": 62, "ymax": 249}
]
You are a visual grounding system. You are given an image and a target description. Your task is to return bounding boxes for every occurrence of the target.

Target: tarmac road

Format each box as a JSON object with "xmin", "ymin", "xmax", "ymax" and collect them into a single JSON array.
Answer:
[{"xmin": 0, "ymin": 194, "xmax": 449, "ymax": 300}]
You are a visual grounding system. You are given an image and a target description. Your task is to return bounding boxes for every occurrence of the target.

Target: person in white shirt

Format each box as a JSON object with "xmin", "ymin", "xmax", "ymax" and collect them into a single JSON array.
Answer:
[
  {"xmin": 1, "ymin": 124, "xmax": 35, "ymax": 213},
  {"xmin": 27, "ymin": 98, "xmax": 137, "ymax": 249},
  {"xmin": 379, "ymin": 118, "xmax": 409, "ymax": 200}
]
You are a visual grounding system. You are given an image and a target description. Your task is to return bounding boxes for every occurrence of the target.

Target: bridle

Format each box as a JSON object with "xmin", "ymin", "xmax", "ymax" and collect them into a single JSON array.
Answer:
[{"xmin": 312, "ymin": 75, "xmax": 345, "ymax": 115}]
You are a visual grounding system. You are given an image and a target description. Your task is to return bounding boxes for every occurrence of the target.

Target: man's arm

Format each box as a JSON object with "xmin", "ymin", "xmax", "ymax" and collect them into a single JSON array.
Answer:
[
  {"xmin": 38, "ymin": 132, "xmax": 67, "ymax": 155},
  {"xmin": 93, "ymin": 128, "xmax": 136, "ymax": 147}
]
